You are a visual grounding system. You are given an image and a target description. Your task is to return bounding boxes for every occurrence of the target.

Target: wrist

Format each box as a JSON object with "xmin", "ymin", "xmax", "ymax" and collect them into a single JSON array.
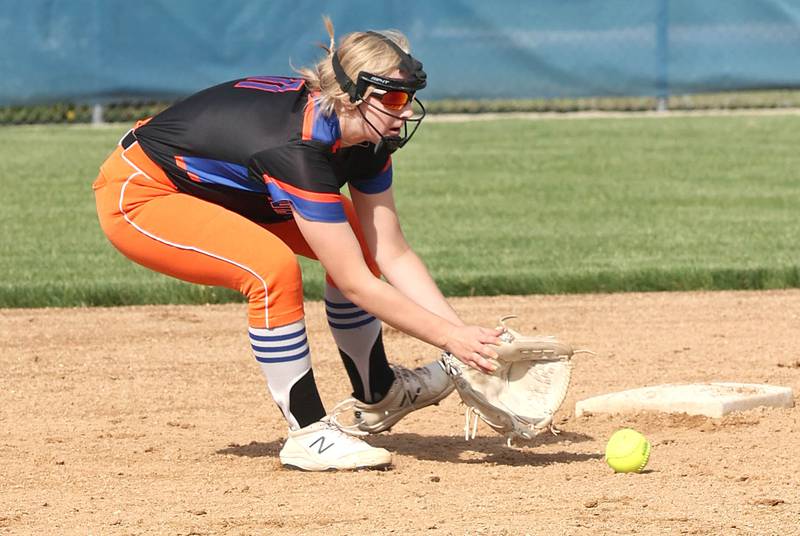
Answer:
[{"xmin": 436, "ymin": 321, "xmax": 457, "ymax": 352}]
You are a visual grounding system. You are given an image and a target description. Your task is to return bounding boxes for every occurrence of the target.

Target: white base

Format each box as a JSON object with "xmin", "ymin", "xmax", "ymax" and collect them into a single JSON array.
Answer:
[{"xmin": 575, "ymin": 382, "xmax": 794, "ymax": 418}]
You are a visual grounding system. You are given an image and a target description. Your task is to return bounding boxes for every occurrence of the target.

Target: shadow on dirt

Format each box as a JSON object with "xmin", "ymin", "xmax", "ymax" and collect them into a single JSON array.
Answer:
[
  {"xmin": 369, "ymin": 431, "xmax": 600, "ymax": 466},
  {"xmin": 216, "ymin": 430, "xmax": 599, "ymax": 466},
  {"xmin": 217, "ymin": 440, "xmax": 283, "ymax": 458}
]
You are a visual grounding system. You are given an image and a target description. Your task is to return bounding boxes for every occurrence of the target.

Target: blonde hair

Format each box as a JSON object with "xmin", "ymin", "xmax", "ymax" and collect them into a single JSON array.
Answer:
[{"xmin": 296, "ymin": 16, "xmax": 412, "ymax": 117}]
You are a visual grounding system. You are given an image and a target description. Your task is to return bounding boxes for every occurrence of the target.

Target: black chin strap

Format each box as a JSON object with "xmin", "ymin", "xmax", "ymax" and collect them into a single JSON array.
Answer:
[{"xmin": 356, "ymin": 104, "xmax": 400, "ymax": 153}]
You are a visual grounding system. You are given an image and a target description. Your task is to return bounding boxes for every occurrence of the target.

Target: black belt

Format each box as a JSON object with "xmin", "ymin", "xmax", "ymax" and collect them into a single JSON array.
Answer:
[{"xmin": 120, "ymin": 129, "xmax": 137, "ymax": 149}]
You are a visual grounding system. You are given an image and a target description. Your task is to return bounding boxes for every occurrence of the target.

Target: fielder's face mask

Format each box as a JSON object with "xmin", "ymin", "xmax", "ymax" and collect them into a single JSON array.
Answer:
[{"xmin": 331, "ymin": 31, "xmax": 427, "ymax": 153}]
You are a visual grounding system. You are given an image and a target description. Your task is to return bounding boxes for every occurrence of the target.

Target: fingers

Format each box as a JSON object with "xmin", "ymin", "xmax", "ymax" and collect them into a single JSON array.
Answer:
[
  {"xmin": 476, "ymin": 327, "xmax": 503, "ymax": 350},
  {"xmin": 478, "ymin": 326, "xmax": 503, "ymax": 336},
  {"xmin": 483, "ymin": 333, "xmax": 503, "ymax": 347},
  {"xmin": 452, "ymin": 346, "xmax": 496, "ymax": 373},
  {"xmin": 470, "ymin": 330, "xmax": 499, "ymax": 361},
  {"xmin": 466, "ymin": 342, "xmax": 498, "ymax": 373},
  {"xmin": 443, "ymin": 325, "xmax": 502, "ymax": 373},
  {"xmin": 469, "ymin": 353, "xmax": 496, "ymax": 374},
  {"xmin": 480, "ymin": 343, "xmax": 499, "ymax": 360}
]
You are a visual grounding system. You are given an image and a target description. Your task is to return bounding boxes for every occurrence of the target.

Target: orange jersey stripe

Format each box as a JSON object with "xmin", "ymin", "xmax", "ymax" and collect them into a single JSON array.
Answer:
[
  {"xmin": 301, "ymin": 95, "xmax": 315, "ymax": 141},
  {"xmin": 263, "ymin": 172, "xmax": 342, "ymax": 203},
  {"xmin": 174, "ymin": 156, "xmax": 202, "ymax": 182},
  {"xmin": 134, "ymin": 116, "xmax": 154, "ymax": 129}
]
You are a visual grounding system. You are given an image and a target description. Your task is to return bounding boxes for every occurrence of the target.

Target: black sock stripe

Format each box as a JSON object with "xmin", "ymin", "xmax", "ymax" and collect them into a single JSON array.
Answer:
[{"xmin": 288, "ymin": 369, "xmax": 326, "ymax": 428}]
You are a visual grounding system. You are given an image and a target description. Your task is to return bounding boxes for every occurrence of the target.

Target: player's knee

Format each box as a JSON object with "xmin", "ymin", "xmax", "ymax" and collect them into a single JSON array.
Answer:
[
  {"xmin": 274, "ymin": 250, "xmax": 303, "ymax": 284},
  {"xmin": 243, "ymin": 253, "xmax": 305, "ymax": 328},
  {"xmin": 248, "ymin": 254, "xmax": 304, "ymax": 307},
  {"xmin": 244, "ymin": 252, "xmax": 300, "ymax": 295}
]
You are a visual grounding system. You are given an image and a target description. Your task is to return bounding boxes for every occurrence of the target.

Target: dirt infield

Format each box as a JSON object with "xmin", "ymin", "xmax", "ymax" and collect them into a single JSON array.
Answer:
[{"xmin": 2, "ymin": 290, "xmax": 799, "ymax": 535}]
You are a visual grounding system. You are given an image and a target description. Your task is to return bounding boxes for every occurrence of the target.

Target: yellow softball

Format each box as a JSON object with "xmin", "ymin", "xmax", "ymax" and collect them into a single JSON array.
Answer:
[{"xmin": 604, "ymin": 428, "xmax": 651, "ymax": 473}]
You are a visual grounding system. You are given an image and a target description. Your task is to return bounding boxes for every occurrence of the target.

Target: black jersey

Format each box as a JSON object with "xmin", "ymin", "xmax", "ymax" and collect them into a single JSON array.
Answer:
[{"xmin": 133, "ymin": 76, "xmax": 393, "ymax": 223}]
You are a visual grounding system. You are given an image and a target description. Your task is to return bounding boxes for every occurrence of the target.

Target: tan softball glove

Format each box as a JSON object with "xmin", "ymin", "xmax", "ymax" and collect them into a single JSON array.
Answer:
[{"xmin": 440, "ymin": 316, "xmax": 590, "ymax": 445}]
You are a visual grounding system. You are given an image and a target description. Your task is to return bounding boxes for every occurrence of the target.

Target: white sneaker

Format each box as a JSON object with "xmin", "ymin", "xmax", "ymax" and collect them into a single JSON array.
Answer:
[
  {"xmin": 336, "ymin": 361, "xmax": 455, "ymax": 434},
  {"xmin": 279, "ymin": 417, "xmax": 393, "ymax": 471}
]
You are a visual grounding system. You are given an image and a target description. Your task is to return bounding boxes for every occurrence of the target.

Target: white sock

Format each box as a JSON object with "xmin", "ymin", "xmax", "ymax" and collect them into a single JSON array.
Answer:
[
  {"xmin": 249, "ymin": 319, "xmax": 324, "ymax": 430},
  {"xmin": 325, "ymin": 282, "xmax": 394, "ymax": 403}
]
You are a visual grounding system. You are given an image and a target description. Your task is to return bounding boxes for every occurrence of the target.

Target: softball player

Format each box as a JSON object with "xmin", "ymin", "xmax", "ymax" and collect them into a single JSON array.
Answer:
[{"xmin": 93, "ymin": 18, "xmax": 502, "ymax": 471}]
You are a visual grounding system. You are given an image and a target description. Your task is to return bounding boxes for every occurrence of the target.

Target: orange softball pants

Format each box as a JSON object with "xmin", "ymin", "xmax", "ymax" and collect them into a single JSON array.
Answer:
[{"xmin": 93, "ymin": 135, "xmax": 380, "ymax": 329}]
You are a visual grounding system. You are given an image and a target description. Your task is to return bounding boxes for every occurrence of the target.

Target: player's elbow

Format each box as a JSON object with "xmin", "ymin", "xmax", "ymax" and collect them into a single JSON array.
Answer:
[
  {"xmin": 334, "ymin": 274, "xmax": 381, "ymax": 308},
  {"xmin": 374, "ymin": 240, "xmax": 411, "ymax": 273}
]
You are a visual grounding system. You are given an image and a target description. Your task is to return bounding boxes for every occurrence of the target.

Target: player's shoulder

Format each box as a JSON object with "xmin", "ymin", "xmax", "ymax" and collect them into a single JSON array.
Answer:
[{"xmin": 335, "ymin": 143, "xmax": 392, "ymax": 182}]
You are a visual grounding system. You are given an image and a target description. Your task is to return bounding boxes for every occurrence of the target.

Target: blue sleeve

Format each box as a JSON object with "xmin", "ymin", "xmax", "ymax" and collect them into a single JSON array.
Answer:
[{"xmin": 350, "ymin": 157, "xmax": 392, "ymax": 194}]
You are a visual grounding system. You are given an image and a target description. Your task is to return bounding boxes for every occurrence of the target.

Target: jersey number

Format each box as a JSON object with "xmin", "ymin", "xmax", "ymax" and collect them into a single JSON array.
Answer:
[{"xmin": 234, "ymin": 76, "xmax": 305, "ymax": 93}]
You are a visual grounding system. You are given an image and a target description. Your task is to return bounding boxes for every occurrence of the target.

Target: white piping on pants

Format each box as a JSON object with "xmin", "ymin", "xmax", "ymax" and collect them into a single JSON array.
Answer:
[{"xmin": 117, "ymin": 143, "xmax": 271, "ymax": 327}]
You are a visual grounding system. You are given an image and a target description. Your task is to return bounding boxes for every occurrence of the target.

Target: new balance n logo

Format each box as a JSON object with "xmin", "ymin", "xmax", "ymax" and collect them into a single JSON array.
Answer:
[
  {"xmin": 309, "ymin": 436, "xmax": 335, "ymax": 454},
  {"xmin": 401, "ymin": 388, "xmax": 421, "ymax": 406}
]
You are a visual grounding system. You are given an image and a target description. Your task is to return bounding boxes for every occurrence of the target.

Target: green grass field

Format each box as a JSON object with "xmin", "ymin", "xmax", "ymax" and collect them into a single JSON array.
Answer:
[{"xmin": 1, "ymin": 113, "xmax": 798, "ymax": 307}]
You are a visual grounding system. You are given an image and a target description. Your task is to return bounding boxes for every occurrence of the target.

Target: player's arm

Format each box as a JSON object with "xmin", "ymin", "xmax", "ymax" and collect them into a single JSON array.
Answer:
[
  {"xmin": 349, "ymin": 185, "xmax": 463, "ymax": 326},
  {"xmin": 251, "ymin": 144, "xmax": 498, "ymax": 369},
  {"xmin": 292, "ymin": 211, "xmax": 500, "ymax": 372}
]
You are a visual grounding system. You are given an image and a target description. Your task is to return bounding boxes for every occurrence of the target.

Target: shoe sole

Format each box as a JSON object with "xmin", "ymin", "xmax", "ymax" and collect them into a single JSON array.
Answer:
[
  {"xmin": 281, "ymin": 460, "xmax": 393, "ymax": 472},
  {"xmin": 359, "ymin": 383, "xmax": 456, "ymax": 434},
  {"xmin": 279, "ymin": 441, "xmax": 393, "ymax": 472}
]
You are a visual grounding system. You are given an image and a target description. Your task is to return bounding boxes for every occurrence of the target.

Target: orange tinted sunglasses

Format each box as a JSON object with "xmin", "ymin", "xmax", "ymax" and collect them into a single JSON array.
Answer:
[{"xmin": 370, "ymin": 89, "xmax": 414, "ymax": 110}]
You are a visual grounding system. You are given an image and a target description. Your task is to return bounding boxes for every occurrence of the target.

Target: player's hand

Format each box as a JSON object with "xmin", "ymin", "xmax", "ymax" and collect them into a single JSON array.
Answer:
[{"xmin": 442, "ymin": 325, "xmax": 504, "ymax": 373}]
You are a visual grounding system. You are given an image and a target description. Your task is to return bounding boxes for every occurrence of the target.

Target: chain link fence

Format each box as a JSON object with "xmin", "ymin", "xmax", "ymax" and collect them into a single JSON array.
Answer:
[{"xmin": 3, "ymin": 90, "xmax": 799, "ymax": 125}]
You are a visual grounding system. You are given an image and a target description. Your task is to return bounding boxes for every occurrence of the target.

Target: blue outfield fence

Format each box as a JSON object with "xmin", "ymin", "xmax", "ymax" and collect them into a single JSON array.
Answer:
[{"xmin": 2, "ymin": 0, "xmax": 800, "ymax": 106}]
